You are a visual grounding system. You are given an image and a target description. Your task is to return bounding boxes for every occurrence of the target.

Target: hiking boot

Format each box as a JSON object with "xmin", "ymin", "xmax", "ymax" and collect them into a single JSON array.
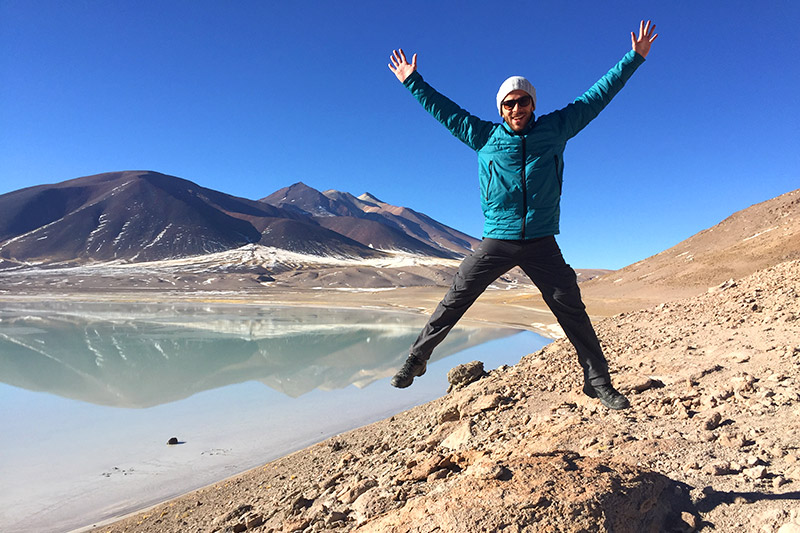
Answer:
[
  {"xmin": 391, "ymin": 354, "xmax": 428, "ymax": 389},
  {"xmin": 583, "ymin": 382, "xmax": 630, "ymax": 410}
]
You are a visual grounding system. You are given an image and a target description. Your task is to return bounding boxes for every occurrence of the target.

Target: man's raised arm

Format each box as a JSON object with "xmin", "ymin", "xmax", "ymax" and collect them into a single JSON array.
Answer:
[{"xmin": 387, "ymin": 48, "xmax": 494, "ymax": 151}]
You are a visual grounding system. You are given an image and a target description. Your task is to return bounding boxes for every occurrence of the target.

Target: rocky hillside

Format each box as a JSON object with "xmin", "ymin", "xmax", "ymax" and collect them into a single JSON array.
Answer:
[
  {"xmin": 582, "ymin": 188, "xmax": 800, "ymax": 309},
  {"xmin": 94, "ymin": 259, "xmax": 800, "ymax": 533}
]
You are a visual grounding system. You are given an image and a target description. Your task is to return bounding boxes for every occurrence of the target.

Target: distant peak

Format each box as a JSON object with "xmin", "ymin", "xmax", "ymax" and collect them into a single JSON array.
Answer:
[{"xmin": 358, "ymin": 192, "xmax": 384, "ymax": 204}]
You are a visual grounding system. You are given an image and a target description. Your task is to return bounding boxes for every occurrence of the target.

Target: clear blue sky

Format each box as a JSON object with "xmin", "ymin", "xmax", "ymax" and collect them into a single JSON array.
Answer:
[{"xmin": 2, "ymin": 1, "xmax": 798, "ymax": 269}]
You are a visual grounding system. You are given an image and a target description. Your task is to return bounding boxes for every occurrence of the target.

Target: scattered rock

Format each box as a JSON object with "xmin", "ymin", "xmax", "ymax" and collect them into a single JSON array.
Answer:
[
  {"xmin": 618, "ymin": 373, "xmax": 661, "ymax": 393},
  {"xmin": 468, "ymin": 460, "xmax": 510, "ymax": 480},
  {"xmin": 352, "ymin": 487, "xmax": 400, "ymax": 525},
  {"xmin": 436, "ymin": 404, "xmax": 460, "ymax": 423},
  {"xmin": 719, "ymin": 431, "xmax": 748, "ymax": 449},
  {"xmin": 291, "ymin": 495, "xmax": 314, "ymax": 511},
  {"xmin": 244, "ymin": 514, "xmax": 263, "ymax": 529},
  {"xmin": 703, "ymin": 411, "xmax": 723, "ymax": 430},
  {"xmin": 337, "ymin": 478, "xmax": 377, "ymax": 504},
  {"xmin": 703, "ymin": 461, "xmax": 733, "ymax": 476},
  {"xmin": 447, "ymin": 361, "xmax": 486, "ymax": 392},
  {"xmin": 743, "ymin": 465, "xmax": 768, "ymax": 479},
  {"xmin": 469, "ymin": 392, "xmax": 504, "ymax": 414},
  {"xmin": 681, "ymin": 511, "xmax": 698, "ymax": 531},
  {"xmin": 283, "ymin": 517, "xmax": 310, "ymax": 532},
  {"xmin": 778, "ymin": 522, "xmax": 800, "ymax": 533},
  {"xmin": 400, "ymin": 454, "xmax": 456, "ymax": 482},
  {"xmin": 439, "ymin": 421, "xmax": 474, "ymax": 450},
  {"xmin": 167, "ymin": 437, "xmax": 179, "ymax": 445},
  {"xmin": 225, "ymin": 504, "xmax": 253, "ymax": 522}
]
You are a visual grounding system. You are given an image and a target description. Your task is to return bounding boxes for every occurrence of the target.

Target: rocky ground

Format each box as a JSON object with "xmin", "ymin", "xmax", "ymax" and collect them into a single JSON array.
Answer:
[{"xmin": 90, "ymin": 260, "xmax": 800, "ymax": 533}]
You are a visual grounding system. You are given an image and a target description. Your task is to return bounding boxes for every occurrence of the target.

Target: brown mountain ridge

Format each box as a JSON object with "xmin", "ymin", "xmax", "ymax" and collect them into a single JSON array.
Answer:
[{"xmin": 0, "ymin": 171, "xmax": 477, "ymax": 270}]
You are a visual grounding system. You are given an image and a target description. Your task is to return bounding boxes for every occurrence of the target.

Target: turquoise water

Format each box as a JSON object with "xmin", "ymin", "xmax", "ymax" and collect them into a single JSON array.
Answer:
[{"xmin": 0, "ymin": 301, "xmax": 550, "ymax": 533}]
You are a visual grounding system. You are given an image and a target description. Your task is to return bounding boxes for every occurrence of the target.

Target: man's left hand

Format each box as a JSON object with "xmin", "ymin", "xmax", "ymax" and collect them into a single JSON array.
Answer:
[{"xmin": 631, "ymin": 20, "xmax": 658, "ymax": 58}]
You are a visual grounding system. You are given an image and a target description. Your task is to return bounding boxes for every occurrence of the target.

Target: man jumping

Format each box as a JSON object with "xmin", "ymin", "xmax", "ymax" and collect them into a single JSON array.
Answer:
[{"xmin": 388, "ymin": 20, "xmax": 658, "ymax": 410}]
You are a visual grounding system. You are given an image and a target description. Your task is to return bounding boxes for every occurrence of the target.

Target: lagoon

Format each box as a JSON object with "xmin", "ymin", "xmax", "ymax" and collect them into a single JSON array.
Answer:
[{"xmin": 0, "ymin": 301, "xmax": 549, "ymax": 533}]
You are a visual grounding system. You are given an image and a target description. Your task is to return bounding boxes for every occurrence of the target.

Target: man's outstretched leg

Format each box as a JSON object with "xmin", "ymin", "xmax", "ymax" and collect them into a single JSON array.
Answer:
[
  {"xmin": 520, "ymin": 237, "xmax": 629, "ymax": 409},
  {"xmin": 391, "ymin": 239, "xmax": 514, "ymax": 388}
]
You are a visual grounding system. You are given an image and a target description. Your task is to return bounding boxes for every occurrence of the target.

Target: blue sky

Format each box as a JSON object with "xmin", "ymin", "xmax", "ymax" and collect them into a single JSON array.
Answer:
[{"xmin": 2, "ymin": 1, "xmax": 798, "ymax": 269}]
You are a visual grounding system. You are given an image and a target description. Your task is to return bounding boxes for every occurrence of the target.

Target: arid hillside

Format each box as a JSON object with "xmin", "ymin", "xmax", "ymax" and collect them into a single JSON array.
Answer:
[
  {"xmin": 94, "ymin": 259, "xmax": 800, "ymax": 532},
  {"xmin": 581, "ymin": 188, "xmax": 800, "ymax": 313}
]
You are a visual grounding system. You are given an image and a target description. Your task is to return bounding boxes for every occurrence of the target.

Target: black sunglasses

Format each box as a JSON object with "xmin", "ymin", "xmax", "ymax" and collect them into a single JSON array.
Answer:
[{"xmin": 501, "ymin": 95, "xmax": 532, "ymax": 110}]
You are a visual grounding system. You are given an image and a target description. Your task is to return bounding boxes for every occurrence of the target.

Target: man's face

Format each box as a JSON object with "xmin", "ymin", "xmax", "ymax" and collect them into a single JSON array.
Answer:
[{"xmin": 501, "ymin": 89, "xmax": 534, "ymax": 132}]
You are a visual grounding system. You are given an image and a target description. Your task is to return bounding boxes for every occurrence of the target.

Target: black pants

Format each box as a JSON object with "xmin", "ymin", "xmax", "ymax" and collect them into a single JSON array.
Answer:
[{"xmin": 409, "ymin": 236, "xmax": 611, "ymax": 386}]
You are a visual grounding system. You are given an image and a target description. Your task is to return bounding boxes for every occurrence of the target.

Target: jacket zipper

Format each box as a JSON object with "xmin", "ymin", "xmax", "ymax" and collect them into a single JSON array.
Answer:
[
  {"xmin": 486, "ymin": 161, "xmax": 494, "ymax": 201},
  {"xmin": 520, "ymin": 136, "xmax": 527, "ymax": 239}
]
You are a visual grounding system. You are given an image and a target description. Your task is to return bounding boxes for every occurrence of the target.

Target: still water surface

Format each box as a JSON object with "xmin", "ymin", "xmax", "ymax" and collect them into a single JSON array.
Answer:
[{"xmin": 0, "ymin": 301, "xmax": 549, "ymax": 532}]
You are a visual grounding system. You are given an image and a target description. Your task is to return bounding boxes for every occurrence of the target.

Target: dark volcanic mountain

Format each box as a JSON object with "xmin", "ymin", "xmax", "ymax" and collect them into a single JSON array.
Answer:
[
  {"xmin": 0, "ymin": 171, "xmax": 476, "ymax": 269},
  {"xmin": 261, "ymin": 182, "xmax": 479, "ymax": 258},
  {"xmin": 0, "ymin": 171, "xmax": 385, "ymax": 267}
]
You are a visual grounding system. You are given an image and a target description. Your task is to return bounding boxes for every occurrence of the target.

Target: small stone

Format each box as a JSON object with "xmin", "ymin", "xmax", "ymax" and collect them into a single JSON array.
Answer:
[
  {"xmin": 283, "ymin": 517, "xmax": 311, "ymax": 532},
  {"xmin": 427, "ymin": 468, "xmax": 449, "ymax": 481},
  {"xmin": 167, "ymin": 437, "xmax": 179, "ymax": 445},
  {"xmin": 437, "ymin": 405, "xmax": 460, "ymax": 423},
  {"xmin": 469, "ymin": 460, "xmax": 510, "ymax": 480},
  {"xmin": 440, "ymin": 421, "xmax": 474, "ymax": 451},
  {"xmin": 338, "ymin": 478, "xmax": 378, "ymax": 504},
  {"xmin": 225, "ymin": 504, "xmax": 253, "ymax": 521},
  {"xmin": 700, "ymin": 431, "xmax": 716, "ymax": 442},
  {"xmin": 681, "ymin": 511, "xmax": 699, "ymax": 531},
  {"xmin": 773, "ymin": 476, "xmax": 789, "ymax": 489},
  {"xmin": 327, "ymin": 510, "xmax": 348, "ymax": 524},
  {"xmin": 746, "ymin": 455, "xmax": 762, "ymax": 467},
  {"xmin": 291, "ymin": 495, "xmax": 314, "ymax": 511},
  {"xmin": 617, "ymin": 374, "xmax": 659, "ymax": 393},
  {"xmin": 744, "ymin": 466, "xmax": 768, "ymax": 479},
  {"xmin": 703, "ymin": 461, "xmax": 732, "ymax": 476},
  {"xmin": 321, "ymin": 472, "xmax": 344, "ymax": 489},
  {"xmin": 471, "ymin": 393, "xmax": 504, "ymax": 413},
  {"xmin": 719, "ymin": 432, "xmax": 748, "ymax": 448},
  {"xmin": 703, "ymin": 412, "xmax": 722, "ymax": 431},
  {"xmin": 245, "ymin": 514, "xmax": 264, "ymax": 529}
]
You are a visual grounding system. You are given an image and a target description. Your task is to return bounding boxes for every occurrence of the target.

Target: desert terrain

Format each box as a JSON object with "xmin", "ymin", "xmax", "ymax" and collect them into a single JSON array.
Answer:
[
  {"xmin": 78, "ymin": 258, "xmax": 800, "ymax": 533},
  {"xmin": 2, "ymin": 187, "xmax": 798, "ymax": 532}
]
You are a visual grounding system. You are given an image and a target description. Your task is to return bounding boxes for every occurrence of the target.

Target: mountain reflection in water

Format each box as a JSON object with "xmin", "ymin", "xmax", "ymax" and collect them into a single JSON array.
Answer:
[{"xmin": 0, "ymin": 302, "xmax": 518, "ymax": 408}]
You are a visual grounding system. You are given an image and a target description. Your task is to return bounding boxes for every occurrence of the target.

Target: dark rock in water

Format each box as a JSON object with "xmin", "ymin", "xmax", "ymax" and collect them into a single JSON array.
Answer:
[
  {"xmin": 167, "ymin": 437, "xmax": 179, "ymax": 445},
  {"xmin": 447, "ymin": 361, "xmax": 486, "ymax": 392}
]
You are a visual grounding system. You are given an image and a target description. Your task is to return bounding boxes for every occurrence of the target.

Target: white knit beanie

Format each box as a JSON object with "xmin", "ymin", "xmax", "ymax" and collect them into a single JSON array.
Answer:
[{"xmin": 496, "ymin": 76, "xmax": 537, "ymax": 115}]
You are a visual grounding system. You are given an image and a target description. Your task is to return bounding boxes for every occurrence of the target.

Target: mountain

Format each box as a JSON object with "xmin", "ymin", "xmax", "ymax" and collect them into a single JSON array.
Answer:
[
  {"xmin": 261, "ymin": 182, "xmax": 479, "ymax": 258},
  {"xmin": 581, "ymin": 187, "xmax": 800, "ymax": 309},
  {"xmin": 0, "ymin": 171, "xmax": 475, "ymax": 268}
]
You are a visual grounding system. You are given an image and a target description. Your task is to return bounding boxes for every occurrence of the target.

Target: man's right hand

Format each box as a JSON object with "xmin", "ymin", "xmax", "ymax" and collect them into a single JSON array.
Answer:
[{"xmin": 389, "ymin": 49, "xmax": 417, "ymax": 83}]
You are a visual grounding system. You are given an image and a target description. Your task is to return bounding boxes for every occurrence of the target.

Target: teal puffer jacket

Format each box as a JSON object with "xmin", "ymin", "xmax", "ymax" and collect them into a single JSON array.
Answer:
[{"xmin": 403, "ymin": 50, "xmax": 645, "ymax": 240}]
